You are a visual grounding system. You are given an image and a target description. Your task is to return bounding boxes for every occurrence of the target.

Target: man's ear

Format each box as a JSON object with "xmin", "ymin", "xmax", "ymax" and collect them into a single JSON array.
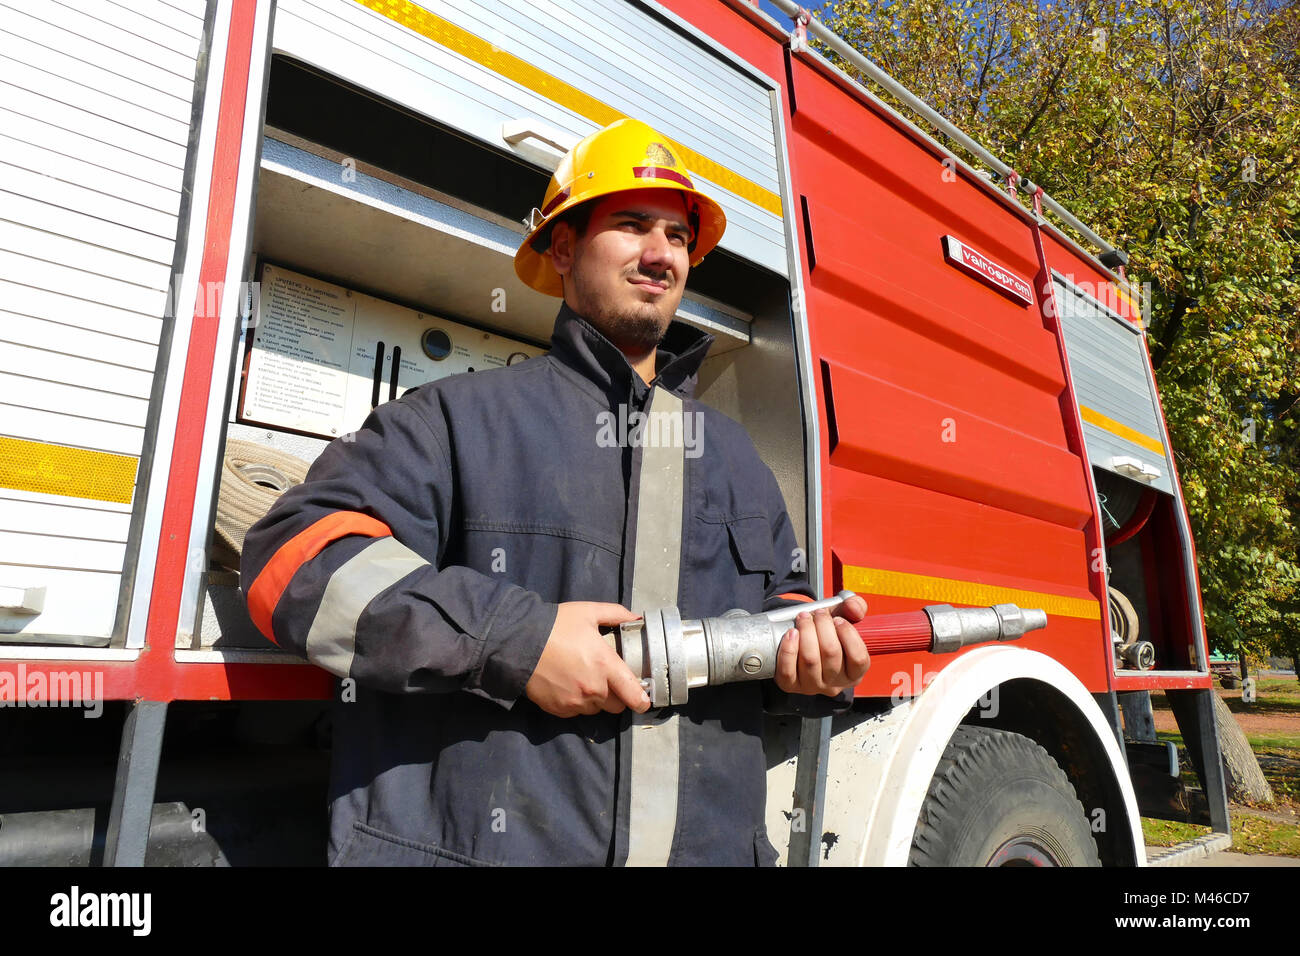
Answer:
[{"xmin": 548, "ymin": 221, "xmax": 576, "ymax": 277}]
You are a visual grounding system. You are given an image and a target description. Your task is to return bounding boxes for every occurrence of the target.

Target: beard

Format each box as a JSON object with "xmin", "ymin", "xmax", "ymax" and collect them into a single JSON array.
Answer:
[
  {"xmin": 590, "ymin": 304, "xmax": 672, "ymax": 354},
  {"xmin": 568, "ymin": 268, "xmax": 675, "ymax": 354}
]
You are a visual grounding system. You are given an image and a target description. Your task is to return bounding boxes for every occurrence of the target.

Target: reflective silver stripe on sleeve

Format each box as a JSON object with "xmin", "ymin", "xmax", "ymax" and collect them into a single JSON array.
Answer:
[
  {"xmin": 625, "ymin": 387, "xmax": 685, "ymax": 867},
  {"xmin": 305, "ymin": 535, "xmax": 427, "ymax": 678}
]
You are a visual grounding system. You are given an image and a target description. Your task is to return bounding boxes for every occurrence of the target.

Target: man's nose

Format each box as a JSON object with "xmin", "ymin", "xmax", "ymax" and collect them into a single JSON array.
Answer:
[{"xmin": 640, "ymin": 226, "xmax": 675, "ymax": 271}]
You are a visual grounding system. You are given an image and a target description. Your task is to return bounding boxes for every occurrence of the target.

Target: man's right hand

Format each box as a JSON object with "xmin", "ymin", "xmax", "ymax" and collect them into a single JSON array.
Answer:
[{"xmin": 525, "ymin": 602, "xmax": 652, "ymax": 717}]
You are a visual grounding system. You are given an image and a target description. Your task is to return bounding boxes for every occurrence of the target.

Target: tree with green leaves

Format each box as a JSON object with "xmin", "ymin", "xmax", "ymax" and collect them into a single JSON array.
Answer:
[{"xmin": 817, "ymin": 0, "xmax": 1299, "ymax": 672}]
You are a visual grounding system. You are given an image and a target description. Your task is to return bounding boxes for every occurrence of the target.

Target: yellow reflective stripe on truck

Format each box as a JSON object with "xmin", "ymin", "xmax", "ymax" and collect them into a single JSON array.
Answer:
[
  {"xmin": 1113, "ymin": 285, "xmax": 1142, "ymax": 321},
  {"xmin": 354, "ymin": 0, "xmax": 784, "ymax": 217},
  {"xmin": 1078, "ymin": 406, "xmax": 1166, "ymax": 457},
  {"xmin": 0, "ymin": 436, "xmax": 137, "ymax": 505},
  {"xmin": 842, "ymin": 564, "xmax": 1102, "ymax": 620}
]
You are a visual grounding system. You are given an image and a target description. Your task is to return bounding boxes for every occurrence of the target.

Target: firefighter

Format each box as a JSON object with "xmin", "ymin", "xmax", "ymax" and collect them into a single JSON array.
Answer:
[{"xmin": 241, "ymin": 118, "xmax": 868, "ymax": 865}]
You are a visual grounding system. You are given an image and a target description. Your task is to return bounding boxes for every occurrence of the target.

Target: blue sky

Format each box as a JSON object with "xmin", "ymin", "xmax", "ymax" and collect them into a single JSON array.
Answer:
[{"xmin": 759, "ymin": 0, "xmax": 792, "ymax": 23}]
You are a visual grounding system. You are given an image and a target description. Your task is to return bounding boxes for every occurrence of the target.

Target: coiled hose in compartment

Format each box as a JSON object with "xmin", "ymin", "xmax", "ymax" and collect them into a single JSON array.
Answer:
[{"xmin": 212, "ymin": 439, "xmax": 310, "ymax": 571}]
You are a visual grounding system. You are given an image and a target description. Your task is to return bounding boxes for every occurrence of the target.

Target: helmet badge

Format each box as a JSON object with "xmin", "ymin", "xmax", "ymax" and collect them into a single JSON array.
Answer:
[{"xmin": 644, "ymin": 143, "xmax": 676, "ymax": 167}]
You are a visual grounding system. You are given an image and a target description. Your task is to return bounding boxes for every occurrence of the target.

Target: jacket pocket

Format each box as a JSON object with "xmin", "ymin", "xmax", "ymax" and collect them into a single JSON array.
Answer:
[
  {"xmin": 725, "ymin": 515, "xmax": 777, "ymax": 612},
  {"xmin": 724, "ymin": 515, "xmax": 776, "ymax": 578},
  {"xmin": 688, "ymin": 512, "xmax": 776, "ymax": 614},
  {"xmin": 332, "ymin": 822, "xmax": 496, "ymax": 867}
]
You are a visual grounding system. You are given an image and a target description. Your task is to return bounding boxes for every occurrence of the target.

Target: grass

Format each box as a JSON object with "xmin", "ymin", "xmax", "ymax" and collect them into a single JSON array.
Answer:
[
  {"xmin": 1141, "ymin": 817, "xmax": 1209, "ymax": 846},
  {"xmin": 1142, "ymin": 679, "xmax": 1300, "ymax": 856},
  {"xmin": 1157, "ymin": 728, "xmax": 1300, "ymax": 753},
  {"xmin": 1230, "ymin": 677, "xmax": 1300, "ymax": 721},
  {"xmin": 1253, "ymin": 677, "xmax": 1300, "ymax": 700},
  {"xmin": 1141, "ymin": 813, "xmax": 1300, "ymax": 857},
  {"xmin": 1252, "ymin": 746, "xmax": 1300, "ymax": 804}
]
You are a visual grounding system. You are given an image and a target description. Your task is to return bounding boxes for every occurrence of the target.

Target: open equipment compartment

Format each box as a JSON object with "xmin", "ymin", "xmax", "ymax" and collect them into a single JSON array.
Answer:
[
  {"xmin": 1052, "ymin": 275, "xmax": 1205, "ymax": 678},
  {"xmin": 190, "ymin": 38, "xmax": 810, "ymax": 652}
]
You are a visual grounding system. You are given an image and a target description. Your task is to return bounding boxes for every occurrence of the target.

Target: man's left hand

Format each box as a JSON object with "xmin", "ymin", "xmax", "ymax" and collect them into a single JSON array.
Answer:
[{"xmin": 774, "ymin": 595, "xmax": 870, "ymax": 697}]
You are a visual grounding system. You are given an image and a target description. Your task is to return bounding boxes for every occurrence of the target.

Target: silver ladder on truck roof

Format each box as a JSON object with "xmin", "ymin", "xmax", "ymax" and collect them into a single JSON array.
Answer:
[{"xmin": 758, "ymin": 0, "xmax": 1130, "ymax": 278}]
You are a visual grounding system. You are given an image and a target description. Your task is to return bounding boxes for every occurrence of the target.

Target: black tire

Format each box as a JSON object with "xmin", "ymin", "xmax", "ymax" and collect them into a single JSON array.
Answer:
[
  {"xmin": 910, "ymin": 726, "xmax": 1102, "ymax": 866},
  {"xmin": 1220, "ymin": 677, "xmax": 1240, "ymax": 690}
]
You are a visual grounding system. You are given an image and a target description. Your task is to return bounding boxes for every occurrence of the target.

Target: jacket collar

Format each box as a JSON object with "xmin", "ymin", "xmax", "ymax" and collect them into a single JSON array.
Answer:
[{"xmin": 547, "ymin": 301, "xmax": 714, "ymax": 406}]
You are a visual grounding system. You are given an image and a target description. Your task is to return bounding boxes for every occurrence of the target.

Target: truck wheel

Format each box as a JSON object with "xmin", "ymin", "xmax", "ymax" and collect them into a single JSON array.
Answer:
[{"xmin": 910, "ymin": 725, "xmax": 1101, "ymax": 866}]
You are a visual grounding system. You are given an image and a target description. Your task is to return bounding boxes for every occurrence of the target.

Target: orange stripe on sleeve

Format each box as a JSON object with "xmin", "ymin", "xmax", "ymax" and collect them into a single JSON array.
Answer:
[
  {"xmin": 246, "ymin": 512, "xmax": 393, "ymax": 642},
  {"xmin": 776, "ymin": 592, "xmax": 815, "ymax": 603}
]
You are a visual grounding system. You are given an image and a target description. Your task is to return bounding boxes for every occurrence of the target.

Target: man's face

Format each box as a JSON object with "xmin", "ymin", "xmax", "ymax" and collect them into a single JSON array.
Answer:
[{"xmin": 549, "ymin": 188, "xmax": 692, "ymax": 354}]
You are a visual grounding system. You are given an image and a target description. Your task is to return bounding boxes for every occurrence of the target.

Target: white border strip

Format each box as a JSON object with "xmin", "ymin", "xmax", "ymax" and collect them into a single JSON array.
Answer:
[
  {"xmin": 176, "ymin": 0, "xmax": 275, "ymax": 646},
  {"xmin": 126, "ymin": 0, "xmax": 234, "ymax": 650},
  {"xmin": 0, "ymin": 646, "xmax": 140, "ymax": 662},
  {"xmin": 769, "ymin": 72, "xmax": 822, "ymax": 600},
  {"xmin": 175, "ymin": 647, "xmax": 313, "ymax": 664}
]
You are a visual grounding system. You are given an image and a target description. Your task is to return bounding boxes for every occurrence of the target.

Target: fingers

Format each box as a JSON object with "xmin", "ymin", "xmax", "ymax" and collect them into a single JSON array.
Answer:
[
  {"xmin": 607, "ymin": 663, "xmax": 651, "ymax": 714},
  {"xmin": 775, "ymin": 610, "xmax": 826, "ymax": 694},
  {"xmin": 813, "ymin": 609, "xmax": 843, "ymax": 678},
  {"xmin": 795, "ymin": 609, "xmax": 844, "ymax": 691},
  {"xmin": 527, "ymin": 601, "xmax": 647, "ymax": 718},
  {"xmin": 586, "ymin": 602, "xmax": 642, "ymax": 626},
  {"xmin": 776, "ymin": 625, "xmax": 800, "ymax": 692},
  {"xmin": 793, "ymin": 610, "xmax": 824, "ymax": 690},
  {"xmin": 559, "ymin": 666, "xmax": 642, "ymax": 718},
  {"xmin": 775, "ymin": 607, "xmax": 871, "ymax": 696},
  {"xmin": 837, "ymin": 615, "xmax": 870, "ymax": 683},
  {"xmin": 835, "ymin": 594, "xmax": 868, "ymax": 622},
  {"xmin": 593, "ymin": 614, "xmax": 650, "ymax": 713}
]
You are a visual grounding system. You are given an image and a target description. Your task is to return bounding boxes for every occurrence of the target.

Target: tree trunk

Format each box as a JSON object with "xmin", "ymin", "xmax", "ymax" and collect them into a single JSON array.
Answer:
[
  {"xmin": 1118, "ymin": 691, "xmax": 1158, "ymax": 743},
  {"xmin": 1212, "ymin": 692, "xmax": 1274, "ymax": 805}
]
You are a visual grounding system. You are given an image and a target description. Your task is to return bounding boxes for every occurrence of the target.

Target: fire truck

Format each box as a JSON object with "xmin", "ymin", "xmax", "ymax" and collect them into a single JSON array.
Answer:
[{"xmin": 0, "ymin": 0, "xmax": 1229, "ymax": 866}]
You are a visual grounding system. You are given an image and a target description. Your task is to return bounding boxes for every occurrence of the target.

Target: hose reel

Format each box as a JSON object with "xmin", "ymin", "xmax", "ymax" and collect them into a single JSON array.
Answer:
[
  {"xmin": 1109, "ymin": 585, "xmax": 1154, "ymax": 670},
  {"xmin": 212, "ymin": 439, "xmax": 310, "ymax": 571}
]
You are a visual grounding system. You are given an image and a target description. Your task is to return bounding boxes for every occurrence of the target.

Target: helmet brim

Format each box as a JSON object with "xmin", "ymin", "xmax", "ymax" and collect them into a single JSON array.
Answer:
[{"xmin": 514, "ymin": 184, "xmax": 727, "ymax": 298}]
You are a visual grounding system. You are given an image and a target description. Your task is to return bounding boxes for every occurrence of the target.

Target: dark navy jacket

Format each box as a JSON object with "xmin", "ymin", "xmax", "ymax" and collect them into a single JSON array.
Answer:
[{"xmin": 241, "ymin": 304, "xmax": 817, "ymax": 865}]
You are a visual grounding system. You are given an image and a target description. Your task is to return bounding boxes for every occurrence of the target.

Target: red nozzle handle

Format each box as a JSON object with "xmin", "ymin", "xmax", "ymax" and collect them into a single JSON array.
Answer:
[{"xmin": 853, "ymin": 611, "xmax": 933, "ymax": 654}]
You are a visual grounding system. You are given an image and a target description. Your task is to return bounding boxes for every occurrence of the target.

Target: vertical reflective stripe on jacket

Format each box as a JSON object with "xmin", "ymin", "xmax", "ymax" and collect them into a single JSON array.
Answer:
[
  {"xmin": 245, "ymin": 511, "xmax": 392, "ymax": 642},
  {"xmin": 624, "ymin": 386, "xmax": 685, "ymax": 867}
]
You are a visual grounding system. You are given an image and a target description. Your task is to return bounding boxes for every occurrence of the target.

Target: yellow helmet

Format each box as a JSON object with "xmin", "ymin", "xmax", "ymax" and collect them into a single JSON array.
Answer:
[{"xmin": 514, "ymin": 118, "xmax": 727, "ymax": 297}]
